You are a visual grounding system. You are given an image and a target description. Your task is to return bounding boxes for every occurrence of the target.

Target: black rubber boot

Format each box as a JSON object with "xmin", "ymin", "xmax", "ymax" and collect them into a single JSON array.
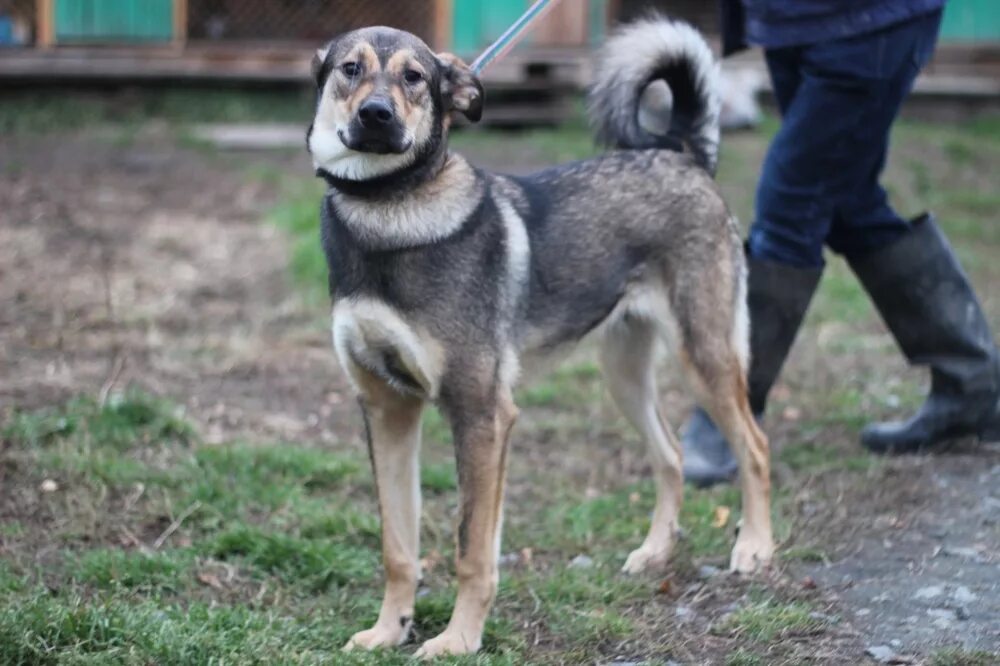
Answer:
[
  {"xmin": 848, "ymin": 213, "xmax": 1000, "ymax": 454},
  {"xmin": 682, "ymin": 255, "xmax": 823, "ymax": 487}
]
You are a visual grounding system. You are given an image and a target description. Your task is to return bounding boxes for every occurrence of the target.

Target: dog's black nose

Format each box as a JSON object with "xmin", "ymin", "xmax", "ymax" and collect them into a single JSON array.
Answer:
[{"xmin": 358, "ymin": 99, "xmax": 394, "ymax": 128}]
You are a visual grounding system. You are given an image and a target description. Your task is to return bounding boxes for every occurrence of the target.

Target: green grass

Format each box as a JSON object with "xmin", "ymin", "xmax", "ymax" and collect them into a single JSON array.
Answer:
[
  {"xmin": 716, "ymin": 598, "xmax": 822, "ymax": 642},
  {"xmin": 930, "ymin": 647, "xmax": 999, "ymax": 666},
  {"xmin": 0, "ymin": 88, "xmax": 314, "ymax": 135},
  {"xmin": 269, "ymin": 180, "xmax": 329, "ymax": 304},
  {"xmin": 778, "ymin": 441, "xmax": 875, "ymax": 474},
  {"xmin": 0, "ymin": 592, "xmax": 357, "ymax": 665},
  {"xmin": 209, "ymin": 525, "xmax": 376, "ymax": 591},
  {"xmin": 70, "ymin": 549, "xmax": 193, "ymax": 591},
  {"xmin": 0, "ymin": 388, "xmax": 781, "ymax": 663},
  {"xmin": 725, "ymin": 650, "xmax": 765, "ymax": 666},
  {"xmin": 2, "ymin": 390, "xmax": 195, "ymax": 450},
  {"xmin": 421, "ymin": 462, "xmax": 458, "ymax": 492}
]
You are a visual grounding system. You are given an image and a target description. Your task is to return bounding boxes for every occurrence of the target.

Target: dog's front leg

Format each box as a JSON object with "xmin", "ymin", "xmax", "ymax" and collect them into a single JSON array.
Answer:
[
  {"xmin": 415, "ymin": 388, "xmax": 517, "ymax": 659},
  {"xmin": 343, "ymin": 388, "xmax": 424, "ymax": 652}
]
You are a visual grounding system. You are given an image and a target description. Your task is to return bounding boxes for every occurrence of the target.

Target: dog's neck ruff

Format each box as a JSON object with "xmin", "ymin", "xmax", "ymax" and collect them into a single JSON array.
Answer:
[{"xmin": 326, "ymin": 153, "xmax": 482, "ymax": 251}]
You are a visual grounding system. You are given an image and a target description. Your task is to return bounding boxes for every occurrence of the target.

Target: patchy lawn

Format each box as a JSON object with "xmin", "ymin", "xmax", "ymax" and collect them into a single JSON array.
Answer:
[{"xmin": 1, "ymin": 97, "xmax": 998, "ymax": 664}]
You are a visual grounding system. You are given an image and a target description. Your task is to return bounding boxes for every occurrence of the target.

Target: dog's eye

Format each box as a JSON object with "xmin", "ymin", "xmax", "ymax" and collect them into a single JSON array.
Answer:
[
  {"xmin": 341, "ymin": 62, "xmax": 360, "ymax": 78},
  {"xmin": 403, "ymin": 69, "xmax": 423, "ymax": 85}
]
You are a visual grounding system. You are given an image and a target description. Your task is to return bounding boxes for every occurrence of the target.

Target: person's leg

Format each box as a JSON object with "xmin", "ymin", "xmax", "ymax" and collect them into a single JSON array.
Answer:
[
  {"xmin": 819, "ymin": 10, "xmax": 1000, "ymax": 452},
  {"xmin": 848, "ymin": 213, "xmax": 1000, "ymax": 452},
  {"xmin": 683, "ymin": 12, "xmax": 968, "ymax": 483},
  {"xmin": 824, "ymin": 10, "xmax": 944, "ymax": 257}
]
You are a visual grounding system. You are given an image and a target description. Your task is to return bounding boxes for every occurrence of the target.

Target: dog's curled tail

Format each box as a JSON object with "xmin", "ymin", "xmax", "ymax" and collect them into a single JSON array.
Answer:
[{"xmin": 587, "ymin": 15, "xmax": 721, "ymax": 175}]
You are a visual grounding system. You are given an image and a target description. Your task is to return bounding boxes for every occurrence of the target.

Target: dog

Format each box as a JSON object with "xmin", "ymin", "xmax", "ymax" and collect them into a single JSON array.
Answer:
[{"xmin": 306, "ymin": 16, "xmax": 773, "ymax": 658}]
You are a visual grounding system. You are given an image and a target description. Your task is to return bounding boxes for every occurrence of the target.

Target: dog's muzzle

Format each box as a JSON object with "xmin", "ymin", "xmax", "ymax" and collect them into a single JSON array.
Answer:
[{"xmin": 342, "ymin": 98, "xmax": 410, "ymax": 155}]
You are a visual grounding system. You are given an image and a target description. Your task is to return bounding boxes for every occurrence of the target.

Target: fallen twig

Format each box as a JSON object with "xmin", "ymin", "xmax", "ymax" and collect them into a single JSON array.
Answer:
[{"xmin": 153, "ymin": 501, "xmax": 201, "ymax": 550}]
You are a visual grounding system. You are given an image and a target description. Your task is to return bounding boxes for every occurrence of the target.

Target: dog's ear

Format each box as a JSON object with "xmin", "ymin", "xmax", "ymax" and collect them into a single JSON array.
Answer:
[
  {"xmin": 312, "ymin": 43, "xmax": 332, "ymax": 87},
  {"xmin": 436, "ymin": 53, "xmax": 484, "ymax": 122}
]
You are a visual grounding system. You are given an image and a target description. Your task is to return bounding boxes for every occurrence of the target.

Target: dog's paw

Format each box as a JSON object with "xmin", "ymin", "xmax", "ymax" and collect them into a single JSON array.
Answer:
[
  {"xmin": 621, "ymin": 543, "xmax": 673, "ymax": 575},
  {"xmin": 414, "ymin": 631, "xmax": 480, "ymax": 659},
  {"xmin": 342, "ymin": 622, "xmax": 410, "ymax": 652},
  {"xmin": 728, "ymin": 533, "xmax": 774, "ymax": 574}
]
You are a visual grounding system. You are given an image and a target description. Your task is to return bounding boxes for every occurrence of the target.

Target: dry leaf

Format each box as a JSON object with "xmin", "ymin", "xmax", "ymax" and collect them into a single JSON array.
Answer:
[
  {"xmin": 197, "ymin": 572, "xmax": 224, "ymax": 590},
  {"xmin": 782, "ymin": 406, "xmax": 802, "ymax": 421},
  {"xmin": 712, "ymin": 505, "xmax": 731, "ymax": 528},
  {"xmin": 39, "ymin": 479, "xmax": 58, "ymax": 493},
  {"xmin": 657, "ymin": 578, "xmax": 674, "ymax": 595},
  {"xmin": 519, "ymin": 547, "xmax": 533, "ymax": 565},
  {"xmin": 628, "ymin": 492, "xmax": 641, "ymax": 505},
  {"xmin": 801, "ymin": 576, "xmax": 818, "ymax": 590}
]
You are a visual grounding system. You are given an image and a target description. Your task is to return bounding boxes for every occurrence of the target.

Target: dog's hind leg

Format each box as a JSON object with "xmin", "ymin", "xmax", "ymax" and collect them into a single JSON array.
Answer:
[
  {"xmin": 343, "ymin": 373, "xmax": 424, "ymax": 652},
  {"xmin": 601, "ymin": 315, "xmax": 683, "ymax": 574},
  {"xmin": 416, "ymin": 382, "xmax": 517, "ymax": 659},
  {"xmin": 678, "ymin": 317, "xmax": 774, "ymax": 574}
]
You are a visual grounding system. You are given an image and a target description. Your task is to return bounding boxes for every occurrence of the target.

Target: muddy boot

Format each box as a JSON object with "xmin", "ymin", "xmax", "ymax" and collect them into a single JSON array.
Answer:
[
  {"xmin": 849, "ymin": 213, "xmax": 1000, "ymax": 454},
  {"xmin": 682, "ymin": 256, "xmax": 823, "ymax": 487}
]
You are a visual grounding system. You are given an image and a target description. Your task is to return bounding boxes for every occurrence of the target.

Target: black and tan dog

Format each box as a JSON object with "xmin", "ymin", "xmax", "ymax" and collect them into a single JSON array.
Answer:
[{"xmin": 307, "ymin": 16, "xmax": 772, "ymax": 658}]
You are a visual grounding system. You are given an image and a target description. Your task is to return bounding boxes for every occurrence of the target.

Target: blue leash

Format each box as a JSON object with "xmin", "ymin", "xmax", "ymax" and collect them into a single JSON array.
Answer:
[{"xmin": 469, "ymin": 0, "xmax": 563, "ymax": 74}]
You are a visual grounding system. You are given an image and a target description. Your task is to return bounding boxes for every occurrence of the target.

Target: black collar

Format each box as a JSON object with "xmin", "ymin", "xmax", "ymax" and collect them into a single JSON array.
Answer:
[
  {"xmin": 318, "ymin": 115, "xmax": 448, "ymax": 200},
  {"xmin": 317, "ymin": 145, "xmax": 445, "ymax": 200}
]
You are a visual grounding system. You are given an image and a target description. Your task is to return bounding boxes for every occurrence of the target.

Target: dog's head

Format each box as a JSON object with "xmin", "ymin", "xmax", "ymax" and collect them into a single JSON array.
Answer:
[{"xmin": 307, "ymin": 26, "xmax": 483, "ymax": 182}]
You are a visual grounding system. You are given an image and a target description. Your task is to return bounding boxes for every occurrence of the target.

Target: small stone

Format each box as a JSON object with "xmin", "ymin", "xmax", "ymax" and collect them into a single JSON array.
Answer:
[
  {"xmin": 926, "ymin": 608, "xmax": 955, "ymax": 626},
  {"xmin": 865, "ymin": 645, "xmax": 896, "ymax": 663},
  {"xmin": 697, "ymin": 564, "xmax": 721, "ymax": 579},
  {"xmin": 952, "ymin": 586, "xmax": 977, "ymax": 603},
  {"xmin": 39, "ymin": 479, "xmax": 58, "ymax": 493},
  {"xmin": 914, "ymin": 585, "xmax": 944, "ymax": 600},
  {"xmin": 889, "ymin": 639, "xmax": 902, "ymax": 649},
  {"xmin": 932, "ymin": 617, "xmax": 952, "ymax": 630},
  {"xmin": 955, "ymin": 605, "xmax": 971, "ymax": 621},
  {"xmin": 942, "ymin": 546, "xmax": 983, "ymax": 561},
  {"xmin": 808, "ymin": 611, "xmax": 839, "ymax": 624},
  {"xmin": 856, "ymin": 608, "xmax": 872, "ymax": 617},
  {"xmin": 569, "ymin": 554, "xmax": 594, "ymax": 569},
  {"xmin": 675, "ymin": 605, "xmax": 695, "ymax": 621}
]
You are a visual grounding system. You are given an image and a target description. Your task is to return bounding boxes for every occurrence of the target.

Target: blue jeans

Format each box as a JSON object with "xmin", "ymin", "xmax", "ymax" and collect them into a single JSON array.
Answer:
[{"xmin": 747, "ymin": 9, "xmax": 943, "ymax": 268}]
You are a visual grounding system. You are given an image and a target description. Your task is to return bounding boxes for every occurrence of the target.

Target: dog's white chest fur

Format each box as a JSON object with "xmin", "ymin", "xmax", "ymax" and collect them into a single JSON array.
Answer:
[
  {"xmin": 330, "ymin": 155, "xmax": 482, "ymax": 250},
  {"xmin": 332, "ymin": 297, "xmax": 446, "ymax": 399}
]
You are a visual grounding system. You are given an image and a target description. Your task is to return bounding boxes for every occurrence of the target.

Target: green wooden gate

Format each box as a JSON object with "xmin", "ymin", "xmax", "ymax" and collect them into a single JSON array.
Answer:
[
  {"xmin": 451, "ymin": 0, "xmax": 607, "ymax": 55},
  {"xmin": 941, "ymin": 0, "xmax": 1000, "ymax": 42},
  {"xmin": 55, "ymin": 0, "xmax": 174, "ymax": 42},
  {"xmin": 452, "ymin": 0, "xmax": 525, "ymax": 54}
]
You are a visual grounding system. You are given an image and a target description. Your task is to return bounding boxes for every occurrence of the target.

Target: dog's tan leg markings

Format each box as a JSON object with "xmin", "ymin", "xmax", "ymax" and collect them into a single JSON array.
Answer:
[
  {"xmin": 601, "ymin": 318, "xmax": 683, "ymax": 574},
  {"xmin": 343, "ymin": 371, "xmax": 424, "ymax": 652},
  {"xmin": 682, "ymin": 354, "xmax": 774, "ymax": 573},
  {"xmin": 415, "ymin": 388, "xmax": 517, "ymax": 659}
]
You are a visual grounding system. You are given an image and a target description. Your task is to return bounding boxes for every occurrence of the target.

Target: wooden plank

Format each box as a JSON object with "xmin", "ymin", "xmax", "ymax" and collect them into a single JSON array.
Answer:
[
  {"xmin": 534, "ymin": 2, "xmax": 587, "ymax": 47},
  {"xmin": 36, "ymin": 0, "xmax": 54, "ymax": 48},
  {"xmin": 173, "ymin": 0, "xmax": 188, "ymax": 47},
  {"xmin": 432, "ymin": 0, "xmax": 452, "ymax": 51}
]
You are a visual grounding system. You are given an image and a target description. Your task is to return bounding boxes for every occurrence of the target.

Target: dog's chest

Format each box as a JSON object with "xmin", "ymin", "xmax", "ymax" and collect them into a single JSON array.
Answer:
[{"xmin": 332, "ymin": 296, "xmax": 446, "ymax": 400}]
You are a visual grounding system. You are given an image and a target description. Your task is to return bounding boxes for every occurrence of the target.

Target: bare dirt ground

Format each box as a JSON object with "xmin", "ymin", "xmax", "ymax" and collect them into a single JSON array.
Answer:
[
  {"xmin": 1, "ymin": 126, "xmax": 998, "ymax": 664},
  {"xmin": 1, "ymin": 130, "xmax": 354, "ymax": 445}
]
